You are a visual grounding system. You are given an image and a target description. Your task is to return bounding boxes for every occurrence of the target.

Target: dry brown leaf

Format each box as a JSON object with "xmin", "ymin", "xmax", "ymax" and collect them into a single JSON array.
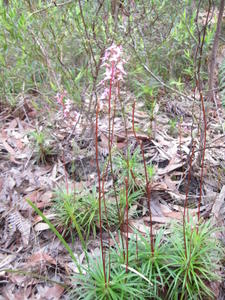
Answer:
[
  {"xmin": 128, "ymin": 219, "xmax": 157, "ymax": 235},
  {"xmin": 163, "ymin": 211, "xmax": 183, "ymax": 220},
  {"xmin": 143, "ymin": 215, "xmax": 172, "ymax": 223},
  {"xmin": 158, "ymin": 156, "xmax": 184, "ymax": 175},
  {"xmin": 1, "ymin": 139, "xmax": 16, "ymax": 156},
  {"xmin": 36, "ymin": 191, "xmax": 53, "ymax": 209},
  {"xmin": 24, "ymin": 190, "xmax": 41, "ymax": 204},
  {"xmin": 0, "ymin": 177, "xmax": 3, "ymax": 192},
  {"xmin": 34, "ymin": 213, "xmax": 56, "ymax": 224},
  {"xmin": 211, "ymin": 185, "xmax": 225, "ymax": 223},
  {"xmin": 8, "ymin": 118, "xmax": 18, "ymax": 129},
  {"xmin": 14, "ymin": 138, "xmax": 24, "ymax": 150},
  {"xmin": 34, "ymin": 222, "xmax": 50, "ymax": 231},
  {"xmin": 27, "ymin": 252, "xmax": 56, "ymax": 267},
  {"xmin": 9, "ymin": 274, "xmax": 37, "ymax": 286},
  {"xmin": 151, "ymin": 181, "xmax": 168, "ymax": 191},
  {"xmin": 0, "ymin": 254, "xmax": 16, "ymax": 276},
  {"xmin": 99, "ymin": 133, "xmax": 109, "ymax": 149},
  {"xmin": 40, "ymin": 284, "xmax": 64, "ymax": 300}
]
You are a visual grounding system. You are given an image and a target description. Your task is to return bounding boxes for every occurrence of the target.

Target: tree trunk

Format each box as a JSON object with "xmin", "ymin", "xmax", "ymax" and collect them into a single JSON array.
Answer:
[{"xmin": 208, "ymin": 0, "xmax": 225, "ymax": 101}]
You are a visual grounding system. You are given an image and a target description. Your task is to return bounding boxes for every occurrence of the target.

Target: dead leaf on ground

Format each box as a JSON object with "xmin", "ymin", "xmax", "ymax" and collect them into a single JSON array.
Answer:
[
  {"xmin": 211, "ymin": 185, "xmax": 225, "ymax": 223},
  {"xmin": 37, "ymin": 284, "xmax": 65, "ymax": 300},
  {"xmin": 26, "ymin": 252, "xmax": 56, "ymax": 267}
]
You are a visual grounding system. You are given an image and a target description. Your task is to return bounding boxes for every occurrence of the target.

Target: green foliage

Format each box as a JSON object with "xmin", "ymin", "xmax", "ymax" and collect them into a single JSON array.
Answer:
[
  {"xmin": 118, "ymin": 188, "xmax": 144, "ymax": 219},
  {"xmin": 0, "ymin": 0, "xmax": 101, "ymax": 104},
  {"xmin": 52, "ymin": 186, "xmax": 118, "ymax": 241},
  {"xmin": 29, "ymin": 130, "xmax": 53, "ymax": 164},
  {"xmin": 147, "ymin": 163, "xmax": 155, "ymax": 181},
  {"xmin": 28, "ymin": 195, "xmax": 222, "ymax": 299},
  {"xmin": 26, "ymin": 198, "xmax": 82, "ymax": 274},
  {"xmin": 0, "ymin": 1, "xmax": 217, "ymax": 107},
  {"xmin": 71, "ymin": 255, "xmax": 146, "ymax": 300},
  {"xmin": 110, "ymin": 220, "xmax": 222, "ymax": 300},
  {"xmin": 166, "ymin": 219, "xmax": 223, "ymax": 300},
  {"xmin": 133, "ymin": 229, "xmax": 172, "ymax": 299},
  {"xmin": 168, "ymin": 118, "xmax": 178, "ymax": 137},
  {"xmin": 113, "ymin": 147, "xmax": 144, "ymax": 190}
]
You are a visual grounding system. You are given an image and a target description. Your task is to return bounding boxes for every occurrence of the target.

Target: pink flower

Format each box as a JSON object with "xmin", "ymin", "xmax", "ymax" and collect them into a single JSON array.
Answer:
[
  {"xmin": 56, "ymin": 91, "xmax": 78, "ymax": 123},
  {"xmin": 100, "ymin": 43, "xmax": 127, "ymax": 86}
]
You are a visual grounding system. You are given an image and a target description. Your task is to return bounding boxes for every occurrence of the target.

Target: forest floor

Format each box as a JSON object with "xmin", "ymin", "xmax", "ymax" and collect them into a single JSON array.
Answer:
[{"xmin": 0, "ymin": 82, "xmax": 225, "ymax": 299}]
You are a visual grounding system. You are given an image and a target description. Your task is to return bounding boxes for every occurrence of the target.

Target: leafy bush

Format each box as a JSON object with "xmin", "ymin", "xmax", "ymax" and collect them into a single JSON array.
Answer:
[{"xmin": 0, "ymin": 1, "xmax": 216, "ymax": 108}]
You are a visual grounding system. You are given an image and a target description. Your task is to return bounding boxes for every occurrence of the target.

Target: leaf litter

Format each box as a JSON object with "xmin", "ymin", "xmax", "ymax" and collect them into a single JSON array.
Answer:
[{"xmin": 0, "ymin": 86, "xmax": 225, "ymax": 298}]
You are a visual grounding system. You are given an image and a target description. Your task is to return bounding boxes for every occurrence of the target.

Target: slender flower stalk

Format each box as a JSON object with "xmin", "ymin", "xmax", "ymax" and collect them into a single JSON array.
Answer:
[
  {"xmin": 56, "ymin": 90, "xmax": 78, "ymax": 124},
  {"xmin": 95, "ymin": 102, "xmax": 107, "ymax": 286},
  {"xmin": 98, "ymin": 43, "xmax": 128, "ymax": 277},
  {"xmin": 183, "ymin": 140, "xmax": 196, "ymax": 258},
  {"xmin": 99, "ymin": 43, "xmax": 127, "ymax": 226},
  {"xmin": 132, "ymin": 102, "xmax": 154, "ymax": 256},
  {"xmin": 125, "ymin": 177, "xmax": 129, "ymax": 272},
  {"xmin": 101, "ymin": 163, "xmax": 111, "ymax": 282},
  {"xmin": 62, "ymin": 151, "xmax": 69, "ymax": 195},
  {"xmin": 198, "ymin": 92, "xmax": 207, "ymax": 224},
  {"xmin": 140, "ymin": 141, "xmax": 154, "ymax": 256}
]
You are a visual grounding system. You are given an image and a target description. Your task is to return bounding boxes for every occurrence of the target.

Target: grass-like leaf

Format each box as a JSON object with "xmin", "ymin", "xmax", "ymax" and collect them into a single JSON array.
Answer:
[{"xmin": 26, "ymin": 198, "xmax": 82, "ymax": 274}]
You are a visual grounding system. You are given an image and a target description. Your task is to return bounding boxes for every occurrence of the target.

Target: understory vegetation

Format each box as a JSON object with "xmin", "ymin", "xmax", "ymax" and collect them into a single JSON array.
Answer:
[{"xmin": 0, "ymin": 0, "xmax": 225, "ymax": 299}]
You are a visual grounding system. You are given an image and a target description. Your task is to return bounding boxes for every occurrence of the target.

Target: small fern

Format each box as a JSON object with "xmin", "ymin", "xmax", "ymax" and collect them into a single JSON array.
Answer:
[{"xmin": 219, "ymin": 55, "xmax": 225, "ymax": 108}]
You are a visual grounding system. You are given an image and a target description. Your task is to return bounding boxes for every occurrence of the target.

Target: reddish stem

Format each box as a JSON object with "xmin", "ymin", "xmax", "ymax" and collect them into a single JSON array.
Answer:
[
  {"xmin": 62, "ymin": 151, "xmax": 69, "ymax": 194},
  {"xmin": 132, "ymin": 102, "xmax": 138, "ymax": 140},
  {"xmin": 198, "ymin": 92, "xmax": 207, "ymax": 223},
  {"xmin": 179, "ymin": 119, "xmax": 183, "ymax": 161},
  {"xmin": 95, "ymin": 102, "xmax": 107, "ymax": 285},
  {"xmin": 132, "ymin": 102, "xmax": 154, "ymax": 255},
  {"xmin": 125, "ymin": 177, "xmax": 129, "ymax": 272},
  {"xmin": 101, "ymin": 162, "xmax": 111, "ymax": 282},
  {"xmin": 136, "ymin": 233, "xmax": 138, "ymax": 261},
  {"xmin": 108, "ymin": 63, "xmax": 121, "ymax": 225},
  {"xmin": 183, "ymin": 141, "xmax": 196, "ymax": 258}
]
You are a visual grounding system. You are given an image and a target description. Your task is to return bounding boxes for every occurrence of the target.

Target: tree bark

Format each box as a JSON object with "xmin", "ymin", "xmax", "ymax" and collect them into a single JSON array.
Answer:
[{"xmin": 208, "ymin": 0, "xmax": 225, "ymax": 101}]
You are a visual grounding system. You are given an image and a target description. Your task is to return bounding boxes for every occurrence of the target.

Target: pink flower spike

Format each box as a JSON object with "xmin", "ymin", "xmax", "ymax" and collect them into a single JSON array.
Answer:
[
  {"xmin": 117, "ymin": 61, "xmax": 126, "ymax": 75},
  {"xmin": 99, "ymin": 42, "xmax": 126, "ymax": 99},
  {"xmin": 100, "ymin": 88, "xmax": 109, "ymax": 100}
]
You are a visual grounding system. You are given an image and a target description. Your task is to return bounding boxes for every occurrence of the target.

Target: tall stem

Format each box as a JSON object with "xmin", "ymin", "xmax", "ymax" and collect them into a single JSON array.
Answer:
[
  {"xmin": 108, "ymin": 63, "xmax": 121, "ymax": 225},
  {"xmin": 132, "ymin": 102, "xmax": 154, "ymax": 255},
  {"xmin": 125, "ymin": 177, "xmax": 129, "ymax": 273},
  {"xmin": 183, "ymin": 141, "xmax": 196, "ymax": 258},
  {"xmin": 95, "ymin": 102, "xmax": 107, "ymax": 285}
]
